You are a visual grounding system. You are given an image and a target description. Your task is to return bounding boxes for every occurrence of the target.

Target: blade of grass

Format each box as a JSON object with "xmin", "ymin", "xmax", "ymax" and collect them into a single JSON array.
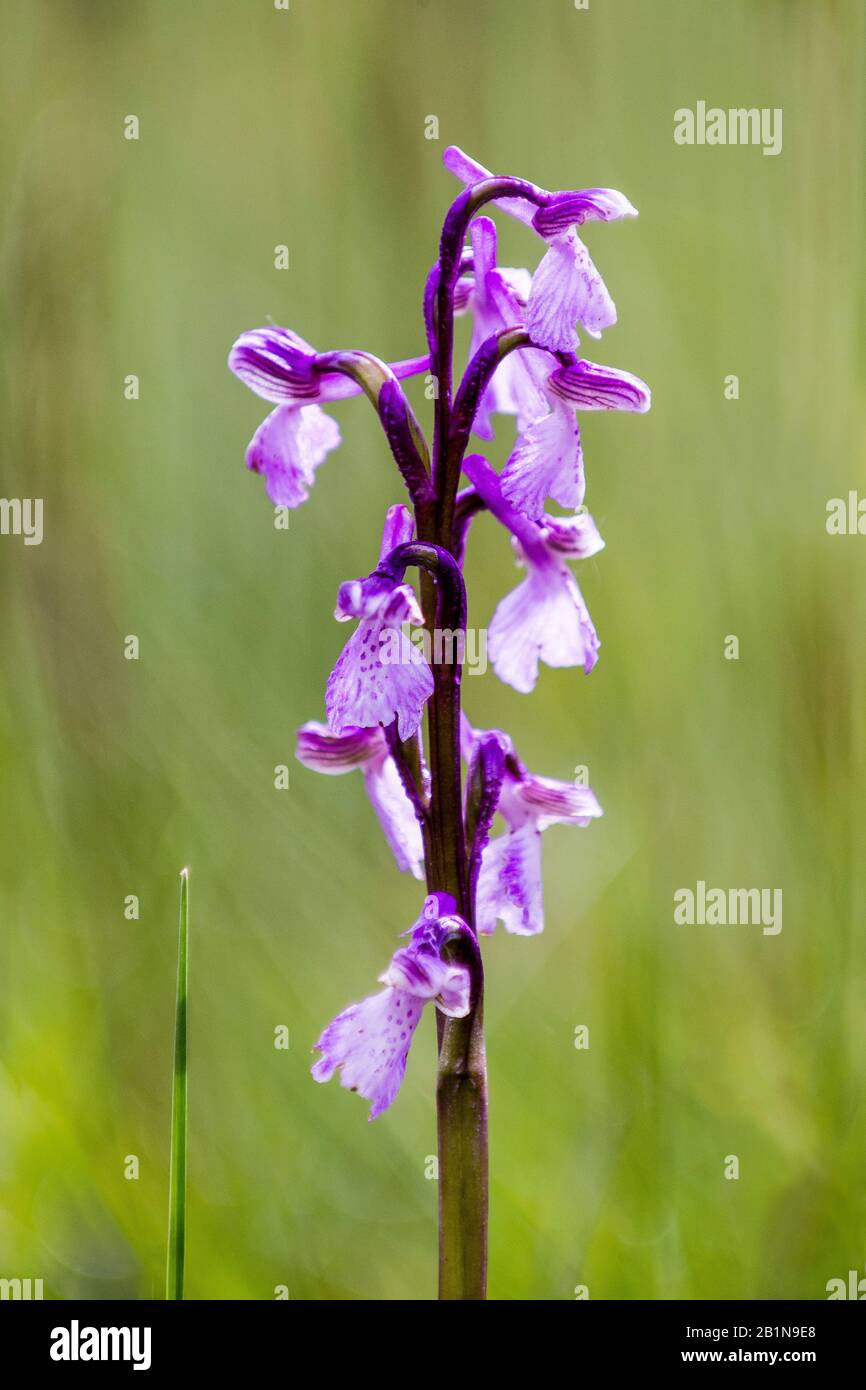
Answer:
[{"xmin": 166, "ymin": 867, "xmax": 189, "ymax": 1300}]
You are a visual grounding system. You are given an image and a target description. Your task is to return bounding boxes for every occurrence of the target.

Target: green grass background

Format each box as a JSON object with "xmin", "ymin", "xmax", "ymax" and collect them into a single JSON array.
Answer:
[{"xmin": 0, "ymin": 0, "xmax": 864, "ymax": 1300}]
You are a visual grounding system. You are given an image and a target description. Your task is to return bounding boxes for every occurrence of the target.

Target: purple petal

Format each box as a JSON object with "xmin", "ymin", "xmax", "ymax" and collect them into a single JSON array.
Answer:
[
  {"xmin": 538, "ymin": 511, "xmax": 605, "ymax": 559},
  {"xmin": 460, "ymin": 217, "xmax": 546, "ymax": 440},
  {"xmin": 326, "ymin": 619, "xmax": 433, "ymax": 740},
  {"xmin": 295, "ymin": 720, "xmax": 385, "ymax": 773},
  {"xmin": 483, "ymin": 274, "xmax": 551, "ymax": 431},
  {"xmin": 532, "ymin": 189, "xmax": 638, "ymax": 238},
  {"xmin": 334, "ymin": 573, "xmax": 390, "ymax": 622},
  {"xmin": 442, "ymin": 145, "xmax": 537, "ymax": 225},
  {"xmin": 377, "ymin": 355, "xmax": 432, "ymax": 386},
  {"xmin": 362, "ymin": 754, "xmax": 425, "ymax": 879},
  {"xmin": 454, "ymin": 276, "xmax": 474, "ymax": 313},
  {"xmin": 382, "ymin": 948, "xmax": 470, "ymax": 1018},
  {"xmin": 549, "ymin": 360, "xmax": 651, "ymax": 412},
  {"xmin": 470, "ymin": 215, "xmax": 498, "ymax": 282},
  {"xmin": 229, "ymin": 326, "xmax": 319, "ymax": 403},
  {"xmin": 525, "ymin": 230, "xmax": 616, "ymax": 352},
  {"xmin": 311, "ymin": 986, "xmax": 424, "ymax": 1120},
  {"xmin": 295, "ymin": 722, "xmax": 422, "ymax": 877},
  {"xmin": 501, "ymin": 397, "xmax": 584, "ymax": 519},
  {"xmin": 476, "ymin": 825, "xmax": 544, "ymax": 935},
  {"xmin": 514, "ymin": 774, "xmax": 603, "ymax": 829},
  {"xmin": 460, "ymin": 713, "xmax": 518, "ymax": 769},
  {"xmin": 489, "ymin": 564, "xmax": 599, "ymax": 693},
  {"xmin": 246, "ymin": 403, "xmax": 340, "ymax": 507},
  {"xmin": 334, "ymin": 573, "xmax": 419, "ymax": 624},
  {"xmin": 463, "ymin": 223, "xmax": 526, "ymax": 439},
  {"xmin": 378, "ymin": 503, "xmax": 414, "ymax": 563},
  {"xmin": 230, "ymin": 326, "xmax": 430, "ymax": 405}
]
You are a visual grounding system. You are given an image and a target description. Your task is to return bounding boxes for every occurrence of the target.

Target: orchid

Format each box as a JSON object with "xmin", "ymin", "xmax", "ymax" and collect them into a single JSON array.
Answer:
[
  {"xmin": 326, "ymin": 505, "xmax": 434, "ymax": 740},
  {"xmin": 228, "ymin": 327, "xmax": 430, "ymax": 507},
  {"xmin": 228, "ymin": 146, "xmax": 649, "ymax": 1299},
  {"xmin": 295, "ymin": 721, "xmax": 425, "ymax": 879},
  {"xmin": 462, "ymin": 720, "xmax": 603, "ymax": 936},
  {"xmin": 464, "ymin": 452, "xmax": 603, "ymax": 691},
  {"xmin": 443, "ymin": 145, "xmax": 637, "ymax": 352},
  {"xmin": 312, "ymin": 893, "xmax": 472, "ymax": 1119}
]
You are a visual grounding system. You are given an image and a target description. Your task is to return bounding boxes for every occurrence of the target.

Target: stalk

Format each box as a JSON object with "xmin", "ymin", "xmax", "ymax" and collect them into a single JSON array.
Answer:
[
  {"xmin": 424, "ymin": 204, "xmax": 490, "ymax": 1300},
  {"xmin": 165, "ymin": 867, "xmax": 189, "ymax": 1301}
]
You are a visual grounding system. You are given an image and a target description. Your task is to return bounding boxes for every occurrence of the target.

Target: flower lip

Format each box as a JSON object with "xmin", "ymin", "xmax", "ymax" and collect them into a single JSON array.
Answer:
[
  {"xmin": 245, "ymin": 403, "xmax": 341, "ymax": 508},
  {"xmin": 532, "ymin": 189, "xmax": 638, "ymax": 239},
  {"xmin": 487, "ymin": 562, "xmax": 599, "ymax": 692},
  {"xmin": 500, "ymin": 393, "xmax": 585, "ymax": 518},
  {"xmin": 326, "ymin": 574, "xmax": 432, "ymax": 739},
  {"xmin": 525, "ymin": 230, "xmax": 616, "ymax": 352}
]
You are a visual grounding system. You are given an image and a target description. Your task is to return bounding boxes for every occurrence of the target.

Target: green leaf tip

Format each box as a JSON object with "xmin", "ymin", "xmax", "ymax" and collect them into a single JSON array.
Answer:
[{"xmin": 165, "ymin": 868, "xmax": 189, "ymax": 1300}]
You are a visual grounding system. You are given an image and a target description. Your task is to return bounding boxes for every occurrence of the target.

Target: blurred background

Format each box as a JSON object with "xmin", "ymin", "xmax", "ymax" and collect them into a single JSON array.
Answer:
[{"xmin": 0, "ymin": 0, "xmax": 864, "ymax": 1301}]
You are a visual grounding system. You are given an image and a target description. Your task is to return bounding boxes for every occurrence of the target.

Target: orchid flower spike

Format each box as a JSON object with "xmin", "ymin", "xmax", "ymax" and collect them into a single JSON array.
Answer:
[
  {"xmin": 295, "ymin": 721, "xmax": 425, "ymax": 879},
  {"xmin": 228, "ymin": 326, "xmax": 428, "ymax": 507},
  {"xmin": 227, "ymin": 150, "xmax": 650, "ymax": 1279},
  {"xmin": 462, "ymin": 720, "xmax": 603, "ymax": 936},
  {"xmin": 443, "ymin": 145, "xmax": 637, "ymax": 353},
  {"xmin": 312, "ymin": 893, "xmax": 471, "ymax": 1119},
  {"xmin": 325, "ymin": 505, "xmax": 434, "ymax": 740}
]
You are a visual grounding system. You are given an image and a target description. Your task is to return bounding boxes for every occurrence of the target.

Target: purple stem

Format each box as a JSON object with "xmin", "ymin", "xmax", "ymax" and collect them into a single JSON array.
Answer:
[
  {"xmin": 422, "ymin": 176, "xmax": 550, "ymax": 1303},
  {"xmin": 380, "ymin": 177, "xmax": 551, "ymax": 1300},
  {"xmin": 432, "ymin": 178, "xmax": 547, "ymax": 536},
  {"xmin": 315, "ymin": 350, "xmax": 433, "ymax": 509}
]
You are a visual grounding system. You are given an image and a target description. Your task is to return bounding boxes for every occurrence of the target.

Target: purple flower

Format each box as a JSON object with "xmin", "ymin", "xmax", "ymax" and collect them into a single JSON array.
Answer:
[
  {"xmin": 228, "ymin": 326, "xmax": 429, "ymax": 507},
  {"xmin": 326, "ymin": 506, "xmax": 434, "ymax": 740},
  {"xmin": 458, "ymin": 217, "xmax": 549, "ymax": 438},
  {"xmin": 295, "ymin": 721, "xmax": 425, "ymax": 879},
  {"xmin": 464, "ymin": 455, "xmax": 603, "ymax": 692},
  {"xmin": 312, "ymin": 893, "xmax": 471, "ymax": 1119},
  {"xmin": 463, "ymin": 723, "xmax": 603, "ymax": 936},
  {"xmin": 443, "ymin": 146, "xmax": 637, "ymax": 353},
  {"xmin": 501, "ymin": 360, "xmax": 651, "ymax": 520}
]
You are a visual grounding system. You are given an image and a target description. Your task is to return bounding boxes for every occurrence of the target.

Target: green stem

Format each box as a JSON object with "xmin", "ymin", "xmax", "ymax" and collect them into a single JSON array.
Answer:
[
  {"xmin": 165, "ymin": 867, "xmax": 189, "ymax": 1301},
  {"xmin": 437, "ymin": 998, "xmax": 488, "ymax": 1298}
]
